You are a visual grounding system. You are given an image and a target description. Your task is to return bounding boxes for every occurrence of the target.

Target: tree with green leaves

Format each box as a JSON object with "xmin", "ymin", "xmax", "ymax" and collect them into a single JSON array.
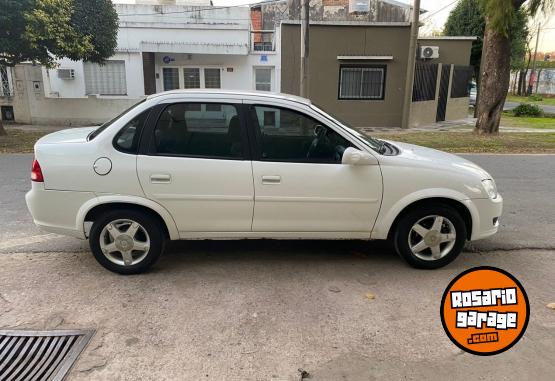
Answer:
[
  {"xmin": 0, "ymin": 0, "xmax": 118, "ymax": 135},
  {"xmin": 444, "ymin": 0, "xmax": 529, "ymax": 90},
  {"xmin": 475, "ymin": 0, "xmax": 553, "ymax": 135}
]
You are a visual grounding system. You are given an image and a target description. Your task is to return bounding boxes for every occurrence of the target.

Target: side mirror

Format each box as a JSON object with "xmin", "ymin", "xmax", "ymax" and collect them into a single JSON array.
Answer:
[{"xmin": 342, "ymin": 147, "xmax": 378, "ymax": 166}]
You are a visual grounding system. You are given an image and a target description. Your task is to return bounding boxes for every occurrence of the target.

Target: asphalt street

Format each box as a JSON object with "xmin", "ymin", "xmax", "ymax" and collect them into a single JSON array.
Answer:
[{"xmin": 1, "ymin": 153, "xmax": 554, "ymax": 380}]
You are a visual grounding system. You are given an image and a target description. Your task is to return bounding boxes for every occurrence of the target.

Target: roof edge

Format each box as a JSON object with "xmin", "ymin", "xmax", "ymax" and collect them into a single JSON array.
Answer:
[
  {"xmin": 418, "ymin": 36, "xmax": 478, "ymax": 41},
  {"xmin": 281, "ymin": 20, "xmax": 411, "ymax": 27},
  {"xmin": 146, "ymin": 89, "xmax": 312, "ymax": 105}
]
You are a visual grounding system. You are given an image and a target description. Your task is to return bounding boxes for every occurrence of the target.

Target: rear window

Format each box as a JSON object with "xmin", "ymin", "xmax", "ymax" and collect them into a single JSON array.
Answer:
[
  {"xmin": 88, "ymin": 99, "xmax": 147, "ymax": 141},
  {"xmin": 113, "ymin": 109, "xmax": 151, "ymax": 154}
]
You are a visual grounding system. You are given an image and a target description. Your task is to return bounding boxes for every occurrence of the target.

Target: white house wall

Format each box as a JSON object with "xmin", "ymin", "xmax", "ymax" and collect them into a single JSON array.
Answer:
[
  {"xmin": 44, "ymin": 52, "xmax": 144, "ymax": 99},
  {"xmin": 17, "ymin": 3, "xmax": 283, "ymax": 125},
  {"xmin": 154, "ymin": 52, "xmax": 280, "ymax": 92},
  {"xmin": 116, "ymin": 3, "xmax": 250, "ymax": 54},
  {"xmin": 118, "ymin": 27, "xmax": 249, "ymax": 55}
]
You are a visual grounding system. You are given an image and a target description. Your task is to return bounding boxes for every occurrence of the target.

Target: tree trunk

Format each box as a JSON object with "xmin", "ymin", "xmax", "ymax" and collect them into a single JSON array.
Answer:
[
  {"xmin": 535, "ymin": 68, "xmax": 542, "ymax": 94},
  {"xmin": 475, "ymin": 18, "xmax": 512, "ymax": 135},
  {"xmin": 517, "ymin": 70, "xmax": 526, "ymax": 95},
  {"xmin": 0, "ymin": 117, "xmax": 6, "ymax": 136}
]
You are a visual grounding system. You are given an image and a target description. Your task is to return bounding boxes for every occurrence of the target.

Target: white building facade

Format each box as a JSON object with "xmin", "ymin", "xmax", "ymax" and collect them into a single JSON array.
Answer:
[
  {"xmin": 5, "ymin": 1, "xmax": 280, "ymax": 125},
  {"xmin": 45, "ymin": 2, "xmax": 281, "ymax": 100}
]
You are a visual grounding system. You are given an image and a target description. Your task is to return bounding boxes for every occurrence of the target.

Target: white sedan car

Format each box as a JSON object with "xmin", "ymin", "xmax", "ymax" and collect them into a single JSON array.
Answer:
[{"xmin": 26, "ymin": 90, "xmax": 502, "ymax": 274}]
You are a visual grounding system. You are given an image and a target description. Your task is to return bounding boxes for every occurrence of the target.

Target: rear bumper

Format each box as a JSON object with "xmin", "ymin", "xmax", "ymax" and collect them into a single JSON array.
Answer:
[
  {"xmin": 25, "ymin": 182, "xmax": 96, "ymax": 239},
  {"xmin": 467, "ymin": 195, "xmax": 503, "ymax": 241}
]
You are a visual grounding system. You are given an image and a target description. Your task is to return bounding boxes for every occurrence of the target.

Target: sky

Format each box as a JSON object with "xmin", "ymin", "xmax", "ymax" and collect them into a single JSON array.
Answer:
[{"xmin": 114, "ymin": 0, "xmax": 555, "ymax": 52}]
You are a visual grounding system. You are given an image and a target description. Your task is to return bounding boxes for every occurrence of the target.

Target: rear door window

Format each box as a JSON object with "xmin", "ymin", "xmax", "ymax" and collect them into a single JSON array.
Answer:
[{"xmin": 153, "ymin": 103, "xmax": 244, "ymax": 159}]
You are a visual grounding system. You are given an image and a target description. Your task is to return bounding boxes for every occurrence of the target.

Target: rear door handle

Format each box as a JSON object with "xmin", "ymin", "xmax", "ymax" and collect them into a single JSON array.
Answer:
[
  {"xmin": 150, "ymin": 174, "xmax": 172, "ymax": 184},
  {"xmin": 262, "ymin": 175, "xmax": 281, "ymax": 185}
]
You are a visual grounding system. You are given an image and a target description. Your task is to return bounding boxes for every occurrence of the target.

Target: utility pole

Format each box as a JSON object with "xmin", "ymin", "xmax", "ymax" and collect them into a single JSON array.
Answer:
[
  {"xmin": 401, "ymin": 0, "xmax": 420, "ymax": 129},
  {"xmin": 528, "ymin": 23, "xmax": 541, "ymax": 95},
  {"xmin": 300, "ymin": 0, "xmax": 309, "ymax": 98}
]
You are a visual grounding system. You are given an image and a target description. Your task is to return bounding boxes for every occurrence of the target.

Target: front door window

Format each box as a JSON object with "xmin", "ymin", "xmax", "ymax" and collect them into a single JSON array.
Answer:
[{"xmin": 249, "ymin": 105, "xmax": 352, "ymax": 163}]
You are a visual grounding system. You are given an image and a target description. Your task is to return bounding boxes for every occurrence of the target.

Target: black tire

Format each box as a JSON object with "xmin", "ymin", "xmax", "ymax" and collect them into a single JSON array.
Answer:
[
  {"xmin": 89, "ymin": 209, "xmax": 165, "ymax": 274},
  {"xmin": 393, "ymin": 204, "xmax": 467, "ymax": 269}
]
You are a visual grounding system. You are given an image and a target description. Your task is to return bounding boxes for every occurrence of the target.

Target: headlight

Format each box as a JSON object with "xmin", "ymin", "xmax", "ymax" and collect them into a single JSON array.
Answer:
[{"xmin": 482, "ymin": 179, "xmax": 498, "ymax": 199}]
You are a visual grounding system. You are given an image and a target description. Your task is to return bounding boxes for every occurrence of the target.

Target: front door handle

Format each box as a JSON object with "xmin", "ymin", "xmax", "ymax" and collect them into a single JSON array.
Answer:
[
  {"xmin": 150, "ymin": 174, "xmax": 172, "ymax": 184},
  {"xmin": 262, "ymin": 175, "xmax": 281, "ymax": 185}
]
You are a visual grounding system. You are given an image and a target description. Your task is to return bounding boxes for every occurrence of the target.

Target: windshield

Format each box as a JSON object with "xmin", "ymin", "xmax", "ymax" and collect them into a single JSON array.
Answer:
[
  {"xmin": 310, "ymin": 104, "xmax": 384, "ymax": 152},
  {"xmin": 88, "ymin": 98, "xmax": 147, "ymax": 141}
]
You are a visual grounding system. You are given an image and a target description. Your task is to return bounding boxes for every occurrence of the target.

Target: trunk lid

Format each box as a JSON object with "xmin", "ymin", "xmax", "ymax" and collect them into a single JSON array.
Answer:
[{"xmin": 36, "ymin": 127, "xmax": 97, "ymax": 145}]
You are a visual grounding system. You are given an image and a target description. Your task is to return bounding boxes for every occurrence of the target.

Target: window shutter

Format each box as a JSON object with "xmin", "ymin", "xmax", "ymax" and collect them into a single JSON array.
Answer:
[{"xmin": 84, "ymin": 61, "xmax": 127, "ymax": 96}]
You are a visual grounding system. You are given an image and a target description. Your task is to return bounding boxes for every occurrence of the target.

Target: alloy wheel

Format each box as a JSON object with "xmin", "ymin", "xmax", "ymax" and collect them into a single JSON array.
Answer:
[
  {"xmin": 99, "ymin": 219, "xmax": 150, "ymax": 266},
  {"xmin": 408, "ymin": 215, "xmax": 457, "ymax": 261}
]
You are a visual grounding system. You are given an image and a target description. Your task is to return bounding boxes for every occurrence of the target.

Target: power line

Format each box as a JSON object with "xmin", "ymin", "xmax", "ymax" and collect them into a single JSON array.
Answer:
[
  {"xmin": 120, "ymin": 17, "xmax": 253, "ymax": 20},
  {"xmin": 420, "ymin": 0, "xmax": 460, "ymax": 22}
]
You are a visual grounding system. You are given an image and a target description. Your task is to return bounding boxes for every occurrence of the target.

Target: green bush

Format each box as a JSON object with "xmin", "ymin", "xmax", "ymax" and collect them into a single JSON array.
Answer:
[
  {"xmin": 528, "ymin": 94, "xmax": 543, "ymax": 102},
  {"xmin": 513, "ymin": 103, "xmax": 544, "ymax": 117}
]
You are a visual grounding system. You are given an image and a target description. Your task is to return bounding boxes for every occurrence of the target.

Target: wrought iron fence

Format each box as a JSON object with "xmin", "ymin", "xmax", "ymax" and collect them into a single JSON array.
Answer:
[
  {"xmin": 451, "ymin": 65, "xmax": 474, "ymax": 98},
  {"xmin": 412, "ymin": 63, "xmax": 438, "ymax": 102}
]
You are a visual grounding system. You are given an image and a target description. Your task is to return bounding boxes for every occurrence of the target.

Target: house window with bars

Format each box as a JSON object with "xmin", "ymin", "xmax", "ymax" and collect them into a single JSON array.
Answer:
[
  {"xmin": 0, "ymin": 66, "xmax": 12, "ymax": 97},
  {"xmin": 163, "ymin": 68, "xmax": 180, "ymax": 91},
  {"xmin": 183, "ymin": 68, "xmax": 201, "ymax": 89},
  {"xmin": 339, "ymin": 65, "xmax": 386, "ymax": 100},
  {"xmin": 84, "ymin": 60, "xmax": 127, "ymax": 95},
  {"xmin": 204, "ymin": 68, "xmax": 221, "ymax": 89},
  {"xmin": 255, "ymin": 68, "xmax": 272, "ymax": 91}
]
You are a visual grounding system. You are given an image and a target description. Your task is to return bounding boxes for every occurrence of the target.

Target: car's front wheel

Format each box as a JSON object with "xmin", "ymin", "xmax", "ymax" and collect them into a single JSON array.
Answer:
[
  {"xmin": 393, "ymin": 204, "xmax": 467, "ymax": 269},
  {"xmin": 89, "ymin": 209, "xmax": 165, "ymax": 274}
]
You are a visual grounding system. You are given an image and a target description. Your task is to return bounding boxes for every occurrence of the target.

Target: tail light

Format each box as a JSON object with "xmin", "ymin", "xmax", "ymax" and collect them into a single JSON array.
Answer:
[{"xmin": 31, "ymin": 159, "xmax": 44, "ymax": 182}]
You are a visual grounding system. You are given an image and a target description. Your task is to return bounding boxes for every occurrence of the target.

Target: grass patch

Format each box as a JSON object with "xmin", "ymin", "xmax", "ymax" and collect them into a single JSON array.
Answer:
[
  {"xmin": 373, "ymin": 132, "xmax": 555, "ymax": 153},
  {"xmin": 0, "ymin": 129, "xmax": 49, "ymax": 153},
  {"xmin": 501, "ymin": 114, "xmax": 555, "ymax": 129},
  {"xmin": 506, "ymin": 95, "xmax": 555, "ymax": 106}
]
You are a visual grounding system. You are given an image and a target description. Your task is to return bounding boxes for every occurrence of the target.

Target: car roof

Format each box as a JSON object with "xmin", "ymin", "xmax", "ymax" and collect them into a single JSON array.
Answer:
[{"xmin": 146, "ymin": 89, "xmax": 312, "ymax": 106}]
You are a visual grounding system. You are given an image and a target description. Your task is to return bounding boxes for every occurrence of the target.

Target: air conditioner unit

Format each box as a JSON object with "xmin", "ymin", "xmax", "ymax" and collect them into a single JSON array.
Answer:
[
  {"xmin": 57, "ymin": 69, "xmax": 75, "ymax": 80},
  {"xmin": 420, "ymin": 46, "xmax": 440, "ymax": 59}
]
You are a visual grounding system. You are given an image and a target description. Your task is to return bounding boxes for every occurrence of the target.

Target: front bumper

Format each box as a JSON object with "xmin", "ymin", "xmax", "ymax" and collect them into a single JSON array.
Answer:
[
  {"xmin": 466, "ymin": 195, "xmax": 503, "ymax": 241},
  {"xmin": 25, "ymin": 182, "xmax": 96, "ymax": 239}
]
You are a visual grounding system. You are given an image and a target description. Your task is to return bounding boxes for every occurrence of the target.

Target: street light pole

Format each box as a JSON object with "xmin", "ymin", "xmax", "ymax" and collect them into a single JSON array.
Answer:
[
  {"xmin": 528, "ymin": 23, "xmax": 541, "ymax": 95},
  {"xmin": 401, "ymin": 0, "xmax": 420, "ymax": 129},
  {"xmin": 300, "ymin": 0, "xmax": 309, "ymax": 98}
]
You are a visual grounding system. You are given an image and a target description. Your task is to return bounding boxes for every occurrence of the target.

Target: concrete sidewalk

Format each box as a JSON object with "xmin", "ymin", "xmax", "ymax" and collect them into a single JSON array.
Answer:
[{"xmin": 1, "ymin": 247, "xmax": 554, "ymax": 380}]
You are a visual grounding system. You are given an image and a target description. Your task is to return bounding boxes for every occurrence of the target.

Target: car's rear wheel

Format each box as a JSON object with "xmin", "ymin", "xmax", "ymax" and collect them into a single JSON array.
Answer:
[
  {"xmin": 89, "ymin": 209, "xmax": 165, "ymax": 274},
  {"xmin": 393, "ymin": 204, "xmax": 467, "ymax": 269}
]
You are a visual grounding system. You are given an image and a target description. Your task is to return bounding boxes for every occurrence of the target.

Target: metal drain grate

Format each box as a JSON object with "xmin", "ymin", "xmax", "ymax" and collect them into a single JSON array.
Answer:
[{"xmin": 0, "ymin": 329, "xmax": 94, "ymax": 381}]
